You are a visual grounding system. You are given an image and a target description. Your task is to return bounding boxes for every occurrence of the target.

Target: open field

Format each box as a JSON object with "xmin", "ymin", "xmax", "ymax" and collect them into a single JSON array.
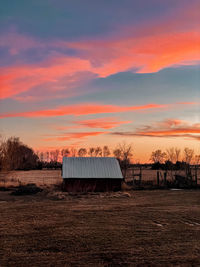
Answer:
[
  {"xmin": 0, "ymin": 170, "xmax": 62, "ymax": 187},
  {"xmin": 0, "ymin": 190, "xmax": 200, "ymax": 266},
  {"xmin": 0, "ymin": 169, "xmax": 199, "ymax": 188}
]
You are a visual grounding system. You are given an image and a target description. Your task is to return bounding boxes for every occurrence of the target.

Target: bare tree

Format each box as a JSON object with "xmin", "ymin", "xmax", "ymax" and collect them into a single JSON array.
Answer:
[
  {"xmin": 0, "ymin": 137, "xmax": 38, "ymax": 170},
  {"xmin": 103, "ymin": 146, "xmax": 111, "ymax": 157},
  {"xmin": 118, "ymin": 142, "xmax": 133, "ymax": 161},
  {"xmin": 70, "ymin": 148, "xmax": 77, "ymax": 157},
  {"xmin": 54, "ymin": 149, "xmax": 60, "ymax": 162},
  {"xmin": 113, "ymin": 148, "xmax": 122, "ymax": 159},
  {"xmin": 39, "ymin": 152, "xmax": 44, "ymax": 162},
  {"xmin": 183, "ymin": 147, "xmax": 194, "ymax": 164},
  {"xmin": 49, "ymin": 150, "xmax": 60, "ymax": 162},
  {"xmin": 88, "ymin": 147, "xmax": 95, "ymax": 157},
  {"xmin": 61, "ymin": 148, "xmax": 70, "ymax": 157},
  {"xmin": 113, "ymin": 142, "xmax": 133, "ymax": 178},
  {"xmin": 150, "ymin": 149, "xmax": 166, "ymax": 163},
  {"xmin": 183, "ymin": 147, "xmax": 194, "ymax": 178},
  {"xmin": 46, "ymin": 151, "xmax": 50, "ymax": 162},
  {"xmin": 78, "ymin": 148, "xmax": 87, "ymax": 157},
  {"xmin": 166, "ymin": 147, "xmax": 176, "ymax": 163},
  {"xmin": 94, "ymin": 147, "xmax": 102, "ymax": 157},
  {"xmin": 175, "ymin": 148, "xmax": 181, "ymax": 162},
  {"xmin": 194, "ymin": 154, "xmax": 200, "ymax": 166},
  {"xmin": 50, "ymin": 151, "xmax": 53, "ymax": 161}
]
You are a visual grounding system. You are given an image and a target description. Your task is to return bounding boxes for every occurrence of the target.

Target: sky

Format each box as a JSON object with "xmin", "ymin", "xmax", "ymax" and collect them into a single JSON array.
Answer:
[{"xmin": 0, "ymin": 0, "xmax": 200, "ymax": 162}]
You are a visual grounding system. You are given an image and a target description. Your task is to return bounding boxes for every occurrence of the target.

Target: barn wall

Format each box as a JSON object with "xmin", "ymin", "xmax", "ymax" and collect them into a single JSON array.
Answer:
[{"xmin": 62, "ymin": 178, "xmax": 122, "ymax": 192}]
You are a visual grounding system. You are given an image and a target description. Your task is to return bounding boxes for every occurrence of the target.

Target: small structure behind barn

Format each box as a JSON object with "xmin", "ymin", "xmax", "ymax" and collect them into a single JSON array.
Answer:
[{"xmin": 62, "ymin": 157, "xmax": 123, "ymax": 192}]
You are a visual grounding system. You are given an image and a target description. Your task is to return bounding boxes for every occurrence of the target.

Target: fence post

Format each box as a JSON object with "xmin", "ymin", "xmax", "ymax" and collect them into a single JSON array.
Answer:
[
  {"xmin": 132, "ymin": 168, "xmax": 135, "ymax": 186},
  {"xmin": 157, "ymin": 171, "xmax": 160, "ymax": 186},
  {"xmin": 139, "ymin": 167, "xmax": 142, "ymax": 185},
  {"xmin": 195, "ymin": 166, "xmax": 198, "ymax": 186},
  {"xmin": 164, "ymin": 172, "xmax": 167, "ymax": 186}
]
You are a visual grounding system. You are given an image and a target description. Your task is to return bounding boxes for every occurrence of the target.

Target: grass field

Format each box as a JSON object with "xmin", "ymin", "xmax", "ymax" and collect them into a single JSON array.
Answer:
[
  {"xmin": 0, "ymin": 169, "xmax": 199, "ymax": 188},
  {"xmin": 0, "ymin": 170, "xmax": 61, "ymax": 187},
  {"xmin": 0, "ymin": 189, "xmax": 200, "ymax": 266}
]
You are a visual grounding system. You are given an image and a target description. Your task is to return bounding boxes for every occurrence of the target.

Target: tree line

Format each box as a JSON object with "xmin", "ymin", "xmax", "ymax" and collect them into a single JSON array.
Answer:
[
  {"xmin": 0, "ymin": 136, "xmax": 199, "ymax": 172},
  {"xmin": 0, "ymin": 137, "xmax": 39, "ymax": 171},
  {"xmin": 150, "ymin": 148, "xmax": 200, "ymax": 170},
  {"xmin": 36, "ymin": 145, "xmax": 112, "ymax": 162},
  {"xmin": 0, "ymin": 137, "xmax": 133, "ymax": 171}
]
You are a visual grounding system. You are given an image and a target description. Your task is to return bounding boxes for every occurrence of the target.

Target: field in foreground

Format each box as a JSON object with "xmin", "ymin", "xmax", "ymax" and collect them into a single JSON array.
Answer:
[{"xmin": 0, "ymin": 190, "xmax": 200, "ymax": 266}]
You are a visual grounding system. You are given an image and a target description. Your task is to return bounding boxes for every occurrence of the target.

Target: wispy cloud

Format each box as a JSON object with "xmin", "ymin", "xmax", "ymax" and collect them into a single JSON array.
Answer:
[
  {"xmin": 74, "ymin": 117, "xmax": 131, "ymax": 129},
  {"xmin": 1, "ymin": 102, "xmax": 198, "ymax": 119},
  {"xmin": 0, "ymin": 103, "xmax": 169, "ymax": 118},
  {"xmin": 111, "ymin": 119, "xmax": 200, "ymax": 140},
  {"xmin": 65, "ymin": 31, "xmax": 200, "ymax": 76},
  {"xmin": 55, "ymin": 117, "xmax": 132, "ymax": 130},
  {"xmin": 61, "ymin": 3, "xmax": 200, "ymax": 75},
  {"xmin": 43, "ymin": 131, "xmax": 105, "ymax": 141},
  {"xmin": 1, "ymin": 1, "xmax": 199, "ymax": 101},
  {"xmin": 0, "ymin": 32, "xmax": 43, "ymax": 55},
  {"xmin": 0, "ymin": 57, "xmax": 93, "ymax": 99}
]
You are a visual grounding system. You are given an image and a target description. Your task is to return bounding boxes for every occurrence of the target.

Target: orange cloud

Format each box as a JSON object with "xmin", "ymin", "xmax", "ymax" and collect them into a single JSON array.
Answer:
[
  {"xmin": 1, "ymin": 101, "xmax": 198, "ymax": 119},
  {"xmin": 112, "ymin": 119, "xmax": 200, "ymax": 140},
  {"xmin": 75, "ymin": 117, "xmax": 131, "ymax": 129},
  {"xmin": 44, "ymin": 131, "xmax": 105, "ymax": 141},
  {"xmin": 63, "ymin": 2, "xmax": 200, "ymax": 76},
  {"xmin": 1, "ymin": 3, "xmax": 200, "ymax": 101},
  {"xmin": 66, "ymin": 31, "xmax": 200, "ymax": 76},
  {"xmin": 0, "ymin": 103, "xmax": 168, "ymax": 119},
  {"xmin": 55, "ymin": 117, "xmax": 132, "ymax": 130},
  {"xmin": 0, "ymin": 57, "xmax": 92, "ymax": 99},
  {"xmin": 1, "ymin": 4, "xmax": 199, "ymax": 100}
]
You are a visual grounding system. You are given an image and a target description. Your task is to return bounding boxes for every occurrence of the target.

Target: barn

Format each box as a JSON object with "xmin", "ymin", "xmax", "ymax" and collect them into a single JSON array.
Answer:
[{"xmin": 62, "ymin": 157, "xmax": 123, "ymax": 192}]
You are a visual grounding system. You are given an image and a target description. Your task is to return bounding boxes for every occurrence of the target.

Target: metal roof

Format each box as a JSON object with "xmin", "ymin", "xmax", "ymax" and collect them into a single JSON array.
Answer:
[{"xmin": 62, "ymin": 157, "xmax": 123, "ymax": 179}]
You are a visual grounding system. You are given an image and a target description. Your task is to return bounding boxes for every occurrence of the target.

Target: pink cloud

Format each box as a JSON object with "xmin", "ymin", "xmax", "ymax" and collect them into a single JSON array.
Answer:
[
  {"xmin": 0, "ymin": 32, "xmax": 43, "ymax": 55},
  {"xmin": 74, "ymin": 117, "xmax": 131, "ymax": 129},
  {"xmin": 0, "ymin": 103, "xmax": 168, "ymax": 119},
  {"xmin": 55, "ymin": 117, "xmax": 132, "ymax": 130},
  {"xmin": 112, "ymin": 119, "xmax": 200, "ymax": 141},
  {"xmin": 65, "ymin": 31, "xmax": 200, "ymax": 76},
  {"xmin": 0, "ymin": 2, "xmax": 199, "ymax": 101},
  {"xmin": 44, "ymin": 131, "xmax": 105, "ymax": 141},
  {"xmin": 59, "ymin": 3, "xmax": 200, "ymax": 75},
  {"xmin": 0, "ymin": 57, "xmax": 93, "ymax": 99},
  {"xmin": 0, "ymin": 101, "xmax": 198, "ymax": 119}
]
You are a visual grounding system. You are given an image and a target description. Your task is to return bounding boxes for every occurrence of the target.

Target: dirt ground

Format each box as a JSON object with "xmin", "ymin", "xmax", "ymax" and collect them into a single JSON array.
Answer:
[{"xmin": 0, "ymin": 189, "xmax": 200, "ymax": 266}]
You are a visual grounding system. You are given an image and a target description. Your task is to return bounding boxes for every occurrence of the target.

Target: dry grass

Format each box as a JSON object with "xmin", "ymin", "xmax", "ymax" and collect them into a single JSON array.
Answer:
[
  {"xmin": 126, "ymin": 168, "xmax": 200, "ymax": 185},
  {"xmin": 1, "ymin": 169, "xmax": 199, "ymax": 188},
  {"xmin": 0, "ymin": 170, "xmax": 61, "ymax": 187},
  {"xmin": 0, "ymin": 190, "xmax": 200, "ymax": 266}
]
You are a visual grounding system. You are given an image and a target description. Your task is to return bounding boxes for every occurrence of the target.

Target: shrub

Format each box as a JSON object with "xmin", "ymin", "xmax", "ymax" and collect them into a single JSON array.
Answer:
[{"xmin": 11, "ymin": 184, "xmax": 43, "ymax": 195}]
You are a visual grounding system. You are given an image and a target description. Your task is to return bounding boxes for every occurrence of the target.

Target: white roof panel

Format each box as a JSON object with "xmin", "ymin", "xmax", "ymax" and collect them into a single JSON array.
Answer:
[{"xmin": 62, "ymin": 157, "xmax": 123, "ymax": 179}]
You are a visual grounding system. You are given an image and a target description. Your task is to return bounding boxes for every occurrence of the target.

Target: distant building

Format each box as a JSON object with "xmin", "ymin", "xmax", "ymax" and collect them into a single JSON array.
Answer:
[{"xmin": 62, "ymin": 157, "xmax": 123, "ymax": 192}]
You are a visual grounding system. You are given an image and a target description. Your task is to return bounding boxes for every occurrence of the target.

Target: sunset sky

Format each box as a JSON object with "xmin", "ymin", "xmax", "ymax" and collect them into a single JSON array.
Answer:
[{"xmin": 0, "ymin": 0, "xmax": 200, "ymax": 162}]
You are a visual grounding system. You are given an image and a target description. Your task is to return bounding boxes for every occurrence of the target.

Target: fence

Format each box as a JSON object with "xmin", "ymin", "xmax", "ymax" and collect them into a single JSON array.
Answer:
[
  {"xmin": 0, "ymin": 167, "xmax": 200, "ymax": 189},
  {"xmin": 125, "ymin": 167, "xmax": 200, "ymax": 188}
]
